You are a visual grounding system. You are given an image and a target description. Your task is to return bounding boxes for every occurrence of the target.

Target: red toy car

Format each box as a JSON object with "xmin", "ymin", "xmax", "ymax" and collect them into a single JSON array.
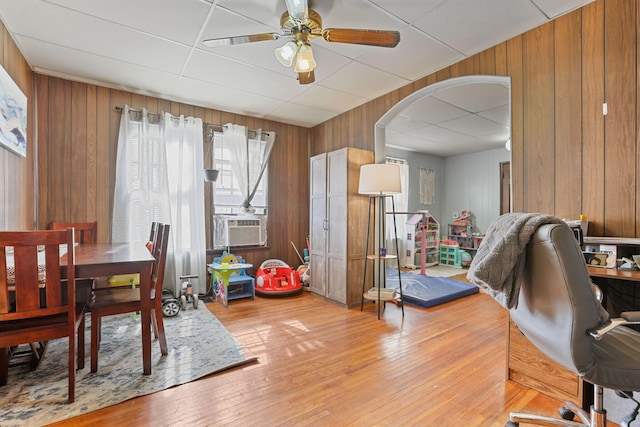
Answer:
[{"xmin": 255, "ymin": 259, "xmax": 303, "ymax": 297}]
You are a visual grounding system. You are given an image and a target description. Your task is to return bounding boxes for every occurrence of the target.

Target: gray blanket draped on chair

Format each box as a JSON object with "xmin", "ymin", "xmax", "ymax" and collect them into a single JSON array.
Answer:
[{"xmin": 466, "ymin": 213, "xmax": 564, "ymax": 309}]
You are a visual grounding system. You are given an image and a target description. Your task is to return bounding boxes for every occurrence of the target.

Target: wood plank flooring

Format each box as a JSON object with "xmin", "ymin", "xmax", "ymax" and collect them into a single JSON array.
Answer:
[{"xmin": 49, "ymin": 286, "xmax": 599, "ymax": 426}]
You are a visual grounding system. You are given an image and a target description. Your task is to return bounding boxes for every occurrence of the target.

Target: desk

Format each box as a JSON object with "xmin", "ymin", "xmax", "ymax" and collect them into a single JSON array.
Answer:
[
  {"xmin": 587, "ymin": 266, "xmax": 640, "ymax": 282},
  {"xmin": 61, "ymin": 243, "xmax": 155, "ymax": 375}
]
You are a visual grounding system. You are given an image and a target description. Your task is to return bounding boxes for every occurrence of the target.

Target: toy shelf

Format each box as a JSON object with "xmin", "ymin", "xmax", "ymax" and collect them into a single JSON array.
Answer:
[{"xmin": 447, "ymin": 223, "xmax": 479, "ymax": 259}]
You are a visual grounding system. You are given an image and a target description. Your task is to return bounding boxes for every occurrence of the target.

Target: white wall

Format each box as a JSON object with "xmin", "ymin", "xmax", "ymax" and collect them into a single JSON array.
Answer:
[
  {"xmin": 443, "ymin": 148, "xmax": 510, "ymax": 234},
  {"xmin": 386, "ymin": 146, "xmax": 510, "ymax": 236},
  {"xmin": 385, "ymin": 146, "xmax": 445, "ymax": 224}
]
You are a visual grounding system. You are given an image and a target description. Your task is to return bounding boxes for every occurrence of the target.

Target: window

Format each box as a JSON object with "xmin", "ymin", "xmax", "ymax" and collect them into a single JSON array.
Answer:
[{"xmin": 210, "ymin": 131, "xmax": 268, "ymax": 215}]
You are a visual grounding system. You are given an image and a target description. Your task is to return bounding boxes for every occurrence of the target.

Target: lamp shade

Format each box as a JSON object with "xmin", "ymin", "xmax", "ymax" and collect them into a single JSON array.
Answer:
[
  {"xmin": 274, "ymin": 41, "xmax": 298, "ymax": 67},
  {"xmin": 294, "ymin": 43, "xmax": 316, "ymax": 73},
  {"xmin": 358, "ymin": 163, "xmax": 401, "ymax": 195}
]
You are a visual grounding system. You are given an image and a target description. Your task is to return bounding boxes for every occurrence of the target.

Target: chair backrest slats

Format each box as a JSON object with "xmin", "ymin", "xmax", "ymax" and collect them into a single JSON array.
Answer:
[
  {"xmin": 151, "ymin": 223, "xmax": 170, "ymax": 303},
  {"xmin": 0, "ymin": 247, "xmax": 7, "ymax": 313},
  {"xmin": 51, "ymin": 221, "xmax": 97, "ymax": 245},
  {"xmin": 0, "ymin": 229, "xmax": 75, "ymax": 321}
]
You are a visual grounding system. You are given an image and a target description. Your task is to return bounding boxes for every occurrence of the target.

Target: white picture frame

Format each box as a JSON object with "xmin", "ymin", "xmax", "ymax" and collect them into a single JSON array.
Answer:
[{"xmin": 0, "ymin": 63, "xmax": 27, "ymax": 158}]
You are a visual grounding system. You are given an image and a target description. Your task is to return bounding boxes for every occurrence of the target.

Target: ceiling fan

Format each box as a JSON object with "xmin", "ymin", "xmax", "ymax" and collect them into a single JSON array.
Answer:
[{"xmin": 202, "ymin": 0, "xmax": 400, "ymax": 84}]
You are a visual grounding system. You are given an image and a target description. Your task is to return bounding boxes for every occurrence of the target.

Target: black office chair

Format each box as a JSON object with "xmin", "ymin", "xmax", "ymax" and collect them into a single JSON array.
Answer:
[{"xmin": 472, "ymin": 221, "xmax": 640, "ymax": 427}]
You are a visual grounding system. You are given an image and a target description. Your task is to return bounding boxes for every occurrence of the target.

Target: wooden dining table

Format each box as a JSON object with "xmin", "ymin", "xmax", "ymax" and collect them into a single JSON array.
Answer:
[{"xmin": 61, "ymin": 243, "xmax": 156, "ymax": 375}]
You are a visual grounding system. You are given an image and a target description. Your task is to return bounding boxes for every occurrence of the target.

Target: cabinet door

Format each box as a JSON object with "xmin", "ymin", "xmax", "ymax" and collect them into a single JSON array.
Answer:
[
  {"xmin": 309, "ymin": 153, "xmax": 327, "ymax": 295},
  {"xmin": 326, "ymin": 150, "xmax": 347, "ymax": 303}
]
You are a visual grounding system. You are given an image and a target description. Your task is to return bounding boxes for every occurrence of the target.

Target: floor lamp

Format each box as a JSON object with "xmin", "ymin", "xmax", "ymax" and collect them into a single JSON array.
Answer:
[{"xmin": 358, "ymin": 163, "xmax": 404, "ymax": 319}]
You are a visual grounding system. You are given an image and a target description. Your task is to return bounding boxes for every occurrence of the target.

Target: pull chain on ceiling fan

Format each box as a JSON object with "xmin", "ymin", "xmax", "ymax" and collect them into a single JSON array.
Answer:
[{"xmin": 203, "ymin": 0, "xmax": 400, "ymax": 85}]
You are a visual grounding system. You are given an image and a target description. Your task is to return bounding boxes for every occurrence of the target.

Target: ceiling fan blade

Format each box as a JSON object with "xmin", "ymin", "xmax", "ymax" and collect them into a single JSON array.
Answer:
[
  {"xmin": 285, "ymin": 0, "xmax": 309, "ymax": 22},
  {"xmin": 321, "ymin": 28, "xmax": 400, "ymax": 48},
  {"xmin": 203, "ymin": 33, "xmax": 283, "ymax": 48},
  {"xmin": 298, "ymin": 70, "xmax": 315, "ymax": 85}
]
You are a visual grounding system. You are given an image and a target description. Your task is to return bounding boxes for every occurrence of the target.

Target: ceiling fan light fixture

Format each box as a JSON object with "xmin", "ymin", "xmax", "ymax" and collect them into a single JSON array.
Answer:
[
  {"xmin": 284, "ymin": 0, "xmax": 308, "ymax": 22},
  {"xmin": 294, "ymin": 43, "xmax": 316, "ymax": 73},
  {"xmin": 275, "ymin": 41, "xmax": 298, "ymax": 67}
]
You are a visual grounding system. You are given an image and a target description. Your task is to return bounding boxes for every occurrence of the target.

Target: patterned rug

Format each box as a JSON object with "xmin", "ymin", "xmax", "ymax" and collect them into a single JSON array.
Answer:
[{"xmin": 1, "ymin": 305, "xmax": 257, "ymax": 426}]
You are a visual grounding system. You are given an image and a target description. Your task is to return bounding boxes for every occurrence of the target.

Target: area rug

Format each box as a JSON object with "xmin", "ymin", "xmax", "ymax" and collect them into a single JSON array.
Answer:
[
  {"xmin": 1, "ymin": 306, "xmax": 257, "ymax": 426},
  {"xmin": 386, "ymin": 267, "xmax": 479, "ymax": 308}
]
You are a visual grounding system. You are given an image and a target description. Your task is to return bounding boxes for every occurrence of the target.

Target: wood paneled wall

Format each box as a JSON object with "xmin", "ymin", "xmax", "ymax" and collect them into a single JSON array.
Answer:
[
  {"xmin": 34, "ymin": 77, "xmax": 310, "ymax": 268},
  {"xmin": 1, "ymin": 0, "xmax": 638, "ymax": 254},
  {"xmin": 311, "ymin": 0, "xmax": 639, "ymax": 238},
  {"xmin": 0, "ymin": 24, "xmax": 35, "ymax": 231}
]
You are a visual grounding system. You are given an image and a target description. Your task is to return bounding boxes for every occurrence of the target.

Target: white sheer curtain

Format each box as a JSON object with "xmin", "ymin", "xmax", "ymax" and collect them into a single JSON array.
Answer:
[
  {"xmin": 112, "ymin": 105, "xmax": 206, "ymax": 295},
  {"xmin": 385, "ymin": 159, "xmax": 409, "ymax": 268},
  {"xmin": 223, "ymin": 124, "xmax": 275, "ymax": 212}
]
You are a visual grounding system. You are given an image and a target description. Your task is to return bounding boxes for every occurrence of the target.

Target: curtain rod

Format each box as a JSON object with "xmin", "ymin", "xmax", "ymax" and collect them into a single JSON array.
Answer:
[{"xmin": 115, "ymin": 106, "xmax": 264, "ymax": 135}]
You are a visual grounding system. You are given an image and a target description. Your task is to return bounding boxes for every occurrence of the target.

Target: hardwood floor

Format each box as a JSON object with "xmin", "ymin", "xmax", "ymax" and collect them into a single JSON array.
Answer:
[{"xmin": 50, "ymin": 287, "xmax": 593, "ymax": 426}]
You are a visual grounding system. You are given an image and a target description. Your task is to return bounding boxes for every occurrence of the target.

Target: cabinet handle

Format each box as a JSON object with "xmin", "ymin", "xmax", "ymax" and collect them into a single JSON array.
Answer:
[{"xmin": 323, "ymin": 219, "xmax": 329, "ymax": 230}]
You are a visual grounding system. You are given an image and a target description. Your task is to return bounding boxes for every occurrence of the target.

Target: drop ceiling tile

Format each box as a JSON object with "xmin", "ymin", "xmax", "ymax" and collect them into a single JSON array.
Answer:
[
  {"xmin": 356, "ymin": 26, "xmax": 463, "ymax": 80},
  {"xmin": 431, "ymin": 83, "xmax": 509, "ymax": 113},
  {"xmin": 319, "ymin": 61, "xmax": 409, "ymax": 99},
  {"xmin": 16, "ymin": 36, "xmax": 179, "ymax": 96},
  {"xmin": 45, "ymin": 0, "xmax": 212, "ymax": 45},
  {"xmin": 480, "ymin": 130, "xmax": 512, "ymax": 145},
  {"xmin": 531, "ymin": 0, "xmax": 594, "ymax": 19},
  {"xmin": 408, "ymin": 124, "xmax": 468, "ymax": 144},
  {"xmin": 323, "ymin": 0, "xmax": 405, "ymax": 30},
  {"xmin": 265, "ymin": 102, "xmax": 338, "ymax": 128},
  {"xmin": 401, "ymin": 96, "xmax": 469, "ymax": 124},
  {"xmin": 183, "ymin": 50, "xmax": 307, "ymax": 101},
  {"xmin": 438, "ymin": 114, "xmax": 507, "ymax": 137},
  {"xmin": 216, "ymin": 0, "xmax": 284, "ymax": 30},
  {"xmin": 201, "ymin": 5, "xmax": 279, "ymax": 42},
  {"xmin": 386, "ymin": 115, "xmax": 430, "ymax": 133},
  {"xmin": 386, "ymin": 130, "xmax": 433, "ymax": 146},
  {"xmin": 477, "ymin": 104, "xmax": 510, "ymax": 127},
  {"xmin": 412, "ymin": 0, "xmax": 547, "ymax": 55},
  {"xmin": 173, "ymin": 76, "xmax": 285, "ymax": 118},
  {"xmin": 369, "ymin": 0, "xmax": 448, "ymax": 24},
  {"xmin": 289, "ymin": 85, "xmax": 367, "ymax": 114},
  {"xmin": 1, "ymin": 0, "xmax": 190, "ymax": 74}
]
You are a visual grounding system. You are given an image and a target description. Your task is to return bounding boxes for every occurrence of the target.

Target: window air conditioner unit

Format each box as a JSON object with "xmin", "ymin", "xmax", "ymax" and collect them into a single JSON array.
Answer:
[{"xmin": 225, "ymin": 217, "xmax": 265, "ymax": 247}]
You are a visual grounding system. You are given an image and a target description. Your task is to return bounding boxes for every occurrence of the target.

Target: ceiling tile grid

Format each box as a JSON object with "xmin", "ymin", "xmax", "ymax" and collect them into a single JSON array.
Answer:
[{"xmin": 0, "ymin": 0, "xmax": 594, "ymax": 155}]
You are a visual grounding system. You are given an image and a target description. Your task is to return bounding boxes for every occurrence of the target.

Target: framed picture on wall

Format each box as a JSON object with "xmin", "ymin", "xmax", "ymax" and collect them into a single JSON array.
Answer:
[{"xmin": 0, "ymin": 63, "xmax": 27, "ymax": 158}]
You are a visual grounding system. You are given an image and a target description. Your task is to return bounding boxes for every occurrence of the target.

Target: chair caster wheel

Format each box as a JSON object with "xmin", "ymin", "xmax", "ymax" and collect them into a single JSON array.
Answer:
[
  {"xmin": 558, "ymin": 406, "xmax": 575, "ymax": 420},
  {"xmin": 505, "ymin": 421, "xmax": 518, "ymax": 427}
]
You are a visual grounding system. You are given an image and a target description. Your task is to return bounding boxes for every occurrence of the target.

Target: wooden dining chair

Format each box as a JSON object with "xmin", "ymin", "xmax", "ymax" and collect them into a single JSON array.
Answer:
[
  {"xmin": 51, "ymin": 221, "xmax": 98, "ymax": 299},
  {"xmin": 89, "ymin": 223, "xmax": 170, "ymax": 373},
  {"xmin": 51, "ymin": 221, "xmax": 98, "ymax": 245},
  {"xmin": 94, "ymin": 222, "xmax": 159, "ymax": 289},
  {"xmin": 3, "ymin": 223, "xmax": 95, "ymax": 386},
  {"xmin": 0, "ymin": 228, "xmax": 86, "ymax": 403}
]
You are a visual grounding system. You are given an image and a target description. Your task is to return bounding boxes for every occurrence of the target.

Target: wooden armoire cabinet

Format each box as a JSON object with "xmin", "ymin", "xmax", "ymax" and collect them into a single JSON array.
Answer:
[{"xmin": 309, "ymin": 147, "xmax": 373, "ymax": 307}]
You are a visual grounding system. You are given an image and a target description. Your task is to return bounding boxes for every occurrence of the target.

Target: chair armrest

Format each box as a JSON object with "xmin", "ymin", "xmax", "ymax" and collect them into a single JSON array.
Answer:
[
  {"xmin": 589, "ymin": 311, "xmax": 640, "ymax": 340},
  {"xmin": 591, "ymin": 283, "xmax": 603, "ymax": 303}
]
